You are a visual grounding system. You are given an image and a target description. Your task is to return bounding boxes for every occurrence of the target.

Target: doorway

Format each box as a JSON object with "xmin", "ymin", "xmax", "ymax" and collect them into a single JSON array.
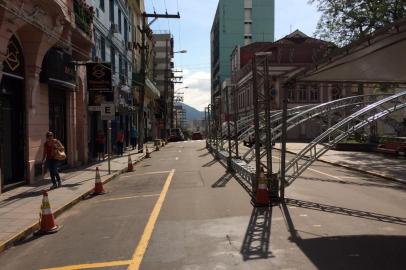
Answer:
[
  {"xmin": 0, "ymin": 35, "xmax": 26, "ymax": 190},
  {"xmin": 0, "ymin": 77, "xmax": 25, "ymax": 188},
  {"xmin": 48, "ymin": 87, "xmax": 67, "ymax": 165}
]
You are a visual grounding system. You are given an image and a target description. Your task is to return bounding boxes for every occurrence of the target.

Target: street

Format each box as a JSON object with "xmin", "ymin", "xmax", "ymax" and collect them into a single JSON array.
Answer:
[{"xmin": 0, "ymin": 140, "xmax": 405, "ymax": 270}]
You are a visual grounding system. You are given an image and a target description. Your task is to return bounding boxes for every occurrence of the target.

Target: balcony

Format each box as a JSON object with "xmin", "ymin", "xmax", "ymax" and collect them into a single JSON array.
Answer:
[
  {"xmin": 71, "ymin": 0, "xmax": 94, "ymax": 60},
  {"xmin": 73, "ymin": 0, "xmax": 94, "ymax": 37}
]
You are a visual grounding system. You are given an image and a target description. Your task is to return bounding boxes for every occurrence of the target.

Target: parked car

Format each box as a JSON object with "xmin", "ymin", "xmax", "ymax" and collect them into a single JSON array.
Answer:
[
  {"xmin": 192, "ymin": 132, "xmax": 203, "ymax": 140},
  {"xmin": 168, "ymin": 128, "xmax": 185, "ymax": 142}
]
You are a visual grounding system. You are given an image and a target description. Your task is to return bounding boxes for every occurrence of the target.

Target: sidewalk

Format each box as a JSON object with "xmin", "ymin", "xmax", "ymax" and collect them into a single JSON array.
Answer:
[
  {"xmin": 0, "ymin": 143, "xmax": 157, "ymax": 252},
  {"xmin": 277, "ymin": 143, "xmax": 406, "ymax": 184}
]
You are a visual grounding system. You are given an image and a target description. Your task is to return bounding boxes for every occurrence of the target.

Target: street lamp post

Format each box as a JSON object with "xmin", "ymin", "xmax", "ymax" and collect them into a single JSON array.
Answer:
[{"xmin": 165, "ymin": 49, "xmax": 187, "ymax": 139}]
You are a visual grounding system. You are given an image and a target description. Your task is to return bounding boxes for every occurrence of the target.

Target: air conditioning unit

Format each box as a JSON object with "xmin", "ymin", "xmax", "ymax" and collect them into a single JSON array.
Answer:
[{"xmin": 110, "ymin": 23, "xmax": 119, "ymax": 33}]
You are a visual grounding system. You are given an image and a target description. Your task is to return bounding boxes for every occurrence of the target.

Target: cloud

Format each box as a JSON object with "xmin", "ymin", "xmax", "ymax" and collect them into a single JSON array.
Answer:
[{"xmin": 178, "ymin": 70, "xmax": 211, "ymax": 111}]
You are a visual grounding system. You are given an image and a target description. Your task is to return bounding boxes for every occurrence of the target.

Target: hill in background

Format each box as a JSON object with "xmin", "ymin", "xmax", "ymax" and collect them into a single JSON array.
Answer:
[{"xmin": 177, "ymin": 102, "xmax": 205, "ymax": 121}]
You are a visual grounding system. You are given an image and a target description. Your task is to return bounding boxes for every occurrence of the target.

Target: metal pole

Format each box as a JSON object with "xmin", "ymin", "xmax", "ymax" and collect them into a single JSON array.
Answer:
[
  {"xmin": 280, "ymin": 84, "xmax": 288, "ymax": 200},
  {"xmin": 252, "ymin": 56, "xmax": 261, "ymax": 194},
  {"xmin": 233, "ymin": 84, "xmax": 240, "ymax": 158},
  {"xmin": 107, "ymin": 120, "xmax": 111, "ymax": 174},
  {"xmin": 138, "ymin": 15, "xmax": 147, "ymax": 153},
  {"xmin": 226, "ymin": 85, "xmax": 233, "ymax": 171}
]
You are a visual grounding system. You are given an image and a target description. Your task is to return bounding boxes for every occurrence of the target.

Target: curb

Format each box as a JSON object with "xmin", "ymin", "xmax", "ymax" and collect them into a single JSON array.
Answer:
[
  {"xmin": 275, "ymin": 148, "xmax": 405, "ymax": 185},
  {"xmin": 0, "ymin": 152, "xmax": 149, "ymax": 254}
]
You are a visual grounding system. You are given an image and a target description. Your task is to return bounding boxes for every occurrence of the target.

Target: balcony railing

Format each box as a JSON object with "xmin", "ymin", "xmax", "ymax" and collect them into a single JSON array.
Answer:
[{"xmin": 73, "ymin": 0, "xmax": 94, "ymax": 36}]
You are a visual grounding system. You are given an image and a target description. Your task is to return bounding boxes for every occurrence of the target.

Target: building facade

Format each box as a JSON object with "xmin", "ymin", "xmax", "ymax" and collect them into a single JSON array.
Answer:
[
  {"xmin": 88, "ymin": 0, "xmax": 134, "ymax": 156},
  {"xmin": 153, "ymin": 33, "xmax": 174, "ymax": 138},
  {"xmin": 0, "ymin": 0, "xmax": 94, "ymax": 192},
  {"xmin": 229, "ymin": 31, "xmax": 335, "ymax": 140},
  {"xmin": 211, "ymin": 0, "xmax": 275, "ymax": 102}
]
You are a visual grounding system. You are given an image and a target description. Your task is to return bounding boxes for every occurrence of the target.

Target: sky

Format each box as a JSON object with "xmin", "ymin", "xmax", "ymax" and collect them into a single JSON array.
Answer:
[{"xmin": 145, "ymin": 0, "xmax": 321, "ymax": 111}]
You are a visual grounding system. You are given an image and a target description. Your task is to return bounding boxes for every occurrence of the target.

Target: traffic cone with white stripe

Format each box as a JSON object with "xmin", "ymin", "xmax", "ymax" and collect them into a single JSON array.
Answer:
[
  {"xmin": 254, "ymin": 168, "xmax": 269, "ymax": 207},
  {"xmin": 38, "ymin": 190, "xmax": 59, "ymax": 234},
  {"xmin": 93, "ymin": 167, "xmax": 105, "ymax": 195},
  {"xmin": 128, "ymin": 154, "xmax": 134, "ymax": 172},
  {"xmin": 145, "ymin": 145, "xmax": 151, "ymax": 158}
]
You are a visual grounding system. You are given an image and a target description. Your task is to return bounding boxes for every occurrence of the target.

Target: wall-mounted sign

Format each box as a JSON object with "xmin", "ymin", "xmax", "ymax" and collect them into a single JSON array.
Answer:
[
  {"xmin": 86, "ymin": 62, "xmax": 113, "ymax": 106},
  {"xmin": 101, "ymin": 104, "xmax": 115, "ymax": 120}
]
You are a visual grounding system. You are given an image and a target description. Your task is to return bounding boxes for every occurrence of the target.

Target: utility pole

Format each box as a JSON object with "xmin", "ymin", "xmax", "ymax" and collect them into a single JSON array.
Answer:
[{"xmin": 138, "ymin": 12, "xmax": 180, "ymax": 152}]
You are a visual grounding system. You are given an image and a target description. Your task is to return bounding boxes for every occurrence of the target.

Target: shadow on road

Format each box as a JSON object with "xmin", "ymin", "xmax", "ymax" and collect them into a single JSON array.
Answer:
[
  {"xmin": 211, "ymin": 173, "xmax": 233, "ymax": 188},
  {"xmin": 285, "ymin": 198, "xmax": 406, "ymax": 226},
  {"xmin": 280, "ymin": 201, "xmax": 406, "ymax": 270},
  {"xmin": 240, "ymin": 206, "xmax": 273, "ymax": 261},
  {"xmin": 202, "ymin": 159, "xmax": 218, "ymax": 167},
  {"xmin": 299, "ymin": 175, "xmax": 406, "ymax": 192}
]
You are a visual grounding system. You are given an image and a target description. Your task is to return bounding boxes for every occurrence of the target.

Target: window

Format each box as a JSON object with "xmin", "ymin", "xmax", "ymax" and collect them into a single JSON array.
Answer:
[
  {"xmin": 119, "ymin": 54, "xmax": 123, "ymax": 75},
  {"xmin": 118, "ymin": 9, "xmax": 122, "ymax": 33},
  {"xmin": 332, "ymin": 84, "xmax": 342, "ymax": 100},
  {"xmin": 298, "ymin": 85, "xmax": 307, "ymax": 102},
  {"xmin": 244, "ymin": 8, "xmax": 252, "ymax": 21},
  {"xmin": 288, "ymin": 89, "xmax": 296, "ymax": 101},
  {"xmin": 109, "ymin": 0, "xmax": 114, "ymax": 22},
  {"xmin": 309, "ymin": 85, "xmax": 319, "ymax": 102},
  {"xmin": 100, "ymin": 0, "xmax": 105, "ymax": 11},
  {"xmin": 111, "ymin": 47, "xmax": 115, "ymax": 72},
  {"xmin": 100, "ymin": 36, "xmax": 105, "ymax": 61},
  {"xmin": 124, "ymin": 18, "xmax": 128, "ymax": 43}
]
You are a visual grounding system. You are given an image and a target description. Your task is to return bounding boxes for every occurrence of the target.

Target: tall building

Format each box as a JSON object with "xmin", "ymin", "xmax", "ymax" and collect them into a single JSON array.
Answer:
[
  {"xmin": 89, "ymin": 0, "xmax": 134, "ymax": 156},
  {"xmin": 153, "ymin": 33, "xmax": 174, "ymax": 137},
  {"xmin": 211, "ymin": 0, "xmax": 275, "ymax": 101},
  {"xmin": 0, "ymin": 0, "xmax": 94, "ymax": 191}
]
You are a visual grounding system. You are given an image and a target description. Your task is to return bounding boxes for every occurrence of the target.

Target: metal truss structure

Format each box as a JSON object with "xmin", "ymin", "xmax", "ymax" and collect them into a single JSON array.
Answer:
[
  {"xmin": 241, "ymin": 94, "xmax": 392, "ymax": 163},
  {"xmin": 206, "ymin": 90, "xmax": 406, "ymax": 201},
  {"xmin": 283, "ymin": 90, "xmax": 406, "ymax": 186}
]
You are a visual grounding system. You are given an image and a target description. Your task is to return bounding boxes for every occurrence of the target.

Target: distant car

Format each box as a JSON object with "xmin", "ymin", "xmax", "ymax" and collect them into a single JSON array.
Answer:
[
  {"xmin": 192, "ymin": 132, "xmax": 203, "ymax": 140},
  {"xmin": 168, "ymin": 128, "xmax": 185, "ymax": 142}
]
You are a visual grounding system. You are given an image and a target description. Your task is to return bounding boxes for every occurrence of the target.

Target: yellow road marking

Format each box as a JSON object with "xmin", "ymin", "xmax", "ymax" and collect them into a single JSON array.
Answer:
[
  {"xmin": 41, "ymin": 170, "xmax": 175, "ymax": 270},
  {"xmin": 41, "ymin": 260, "xmax": 132, "ymax": 270},
  {"xmin": 120, "ymin": 171, "xmax": 171, "ymax": 178},
  {"xmin": 128, "ymin": 169, "xmax": 175, "ymax": 270},
  {"xmin": 98, "ymin": 194, "xmax": 160, "ymax": 203}
]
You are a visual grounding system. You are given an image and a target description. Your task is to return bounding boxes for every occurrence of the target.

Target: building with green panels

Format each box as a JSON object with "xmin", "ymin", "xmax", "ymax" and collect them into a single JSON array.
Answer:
[{"xmin": 210, "ymin": 0, "xmax": 275, "ymax": 101}]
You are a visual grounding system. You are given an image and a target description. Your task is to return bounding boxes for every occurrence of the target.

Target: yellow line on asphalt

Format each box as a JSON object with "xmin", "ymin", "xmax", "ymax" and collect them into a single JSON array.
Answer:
[
  {"xmin": 128, "ymin": 169, "xmax": 175, "ymax": 270},
  {"xmin": 41, "ymin": 260, "xmax": 132, "ymax": 270},
  {"xmin": 98, "ymin": 194, "xmax": 160, "ymax": 203},
  {"xmin": 120, "ymin": 171, "xmax": 171, "ymax": 178}
]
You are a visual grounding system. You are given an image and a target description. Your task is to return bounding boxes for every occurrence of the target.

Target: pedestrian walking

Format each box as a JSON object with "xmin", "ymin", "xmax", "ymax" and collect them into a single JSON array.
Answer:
[
  {"xmin": 116, "ymin": 129, "xmax": 124, "ymax": 156},
  {"xmin": 130, "ymin": 126, "xmax": 138, "ymax": 150},
  {"xmin": 96, "ymin": 130, "xmax": 106, "ymax": 161},
  {"xmin": 42, "ymin": 131, "xmax": 66, "ymax": 189}
]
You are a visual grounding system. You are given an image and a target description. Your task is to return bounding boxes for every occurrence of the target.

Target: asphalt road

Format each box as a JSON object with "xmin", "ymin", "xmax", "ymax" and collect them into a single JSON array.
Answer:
[{"xmin": 0, "ymin": 140, "xmax": 405, "ymax": 270}]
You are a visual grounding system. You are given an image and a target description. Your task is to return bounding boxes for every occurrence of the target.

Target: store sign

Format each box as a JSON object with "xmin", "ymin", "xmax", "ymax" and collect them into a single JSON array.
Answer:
[
  {"xmin": 101, "ymin": 104, "xmax": 115, "ymax": 120},
  {"xmin": 86, "ymin": 62, "xmax": 113, "ymax": 106}
]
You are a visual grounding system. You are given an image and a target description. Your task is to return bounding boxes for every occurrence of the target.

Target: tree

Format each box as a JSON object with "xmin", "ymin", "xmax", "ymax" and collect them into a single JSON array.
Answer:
[{"xmin": 309, "ymin": 0, "xmax": 406, "ymax": 46}]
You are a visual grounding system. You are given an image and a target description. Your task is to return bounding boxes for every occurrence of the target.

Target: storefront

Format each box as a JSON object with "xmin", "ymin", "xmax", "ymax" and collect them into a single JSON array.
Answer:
[
  {"xmin": 40, "ymin": 47, "xmax": 76, "ymax": 166},
  {"xmin": 0, "ymin": 36, "xmax": 26, "ymax": 191}
]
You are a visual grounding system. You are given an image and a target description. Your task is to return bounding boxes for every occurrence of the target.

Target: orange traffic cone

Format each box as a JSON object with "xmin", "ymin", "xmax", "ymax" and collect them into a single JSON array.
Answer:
[
  {"xmin": 155, "ymin": 143, "xmax": 160, "ymax": 151},
  {"xmin": 128, "ymin": 154, "xmax": 134, "ymax": 172},
  {"xmin": 93, "ymin": 167, "xmax": 105, "ymax": 195},
  {"xmin": 37, "ymin": 190, "xmax": 59, "ymax": 234},
  {"xmin": 146, "ymin": 145, "xmax": 151, "ymax": 158},
  {"xmin": 255, "ymin": 169, "xmax": 269, "ymax": 206}
]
